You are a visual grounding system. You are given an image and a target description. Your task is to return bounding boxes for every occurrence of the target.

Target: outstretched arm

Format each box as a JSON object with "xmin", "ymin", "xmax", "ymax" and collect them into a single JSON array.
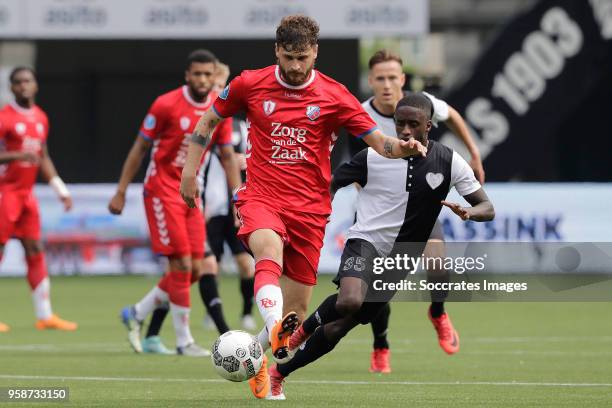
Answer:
[
  {"xmin": 445, "ymin": 106, "xmax": 485, "ymax": 184},
  {"xmin": 40, "ymin": 144, "xmax": 72, "ymax": 211},
  {"xmin": 108, "ymin": 136, "xmax": 151, "ymax": 215},
  {"xmin": 362, "ymin": 129, "xmax": 427, "ymax": 159},
  {"xmin": 442, "ymin": 188, "xmax": 494, "ymax": 222},
  {"xmin": 180, "ymin": 108, "xmax": 222, "ymax": 208},
  {"xmin": 0, "ymin": 151, "xmax": 38, "ymax": 165}
]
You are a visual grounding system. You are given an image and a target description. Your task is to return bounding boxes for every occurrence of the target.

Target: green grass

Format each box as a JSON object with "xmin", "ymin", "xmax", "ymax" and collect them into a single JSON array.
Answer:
[{"xmin": 1, "ymin": 275, "xmax": 611, "ymax": 407}]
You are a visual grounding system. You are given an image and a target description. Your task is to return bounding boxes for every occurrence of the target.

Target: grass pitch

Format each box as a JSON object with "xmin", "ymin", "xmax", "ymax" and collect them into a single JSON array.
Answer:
[{"xmin": 1, "ymin": 275, "xmax": 611, "ymax": 407}]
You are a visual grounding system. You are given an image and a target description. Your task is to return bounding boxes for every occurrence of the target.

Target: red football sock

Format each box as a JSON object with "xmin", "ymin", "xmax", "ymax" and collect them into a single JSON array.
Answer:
[
  {"xmin": 167, "ymin": 270, "xmax": 191, "ymax": 308},
  {"xmin": 26, "ymin": 253, "xmax": 48, "ymax": 290}
]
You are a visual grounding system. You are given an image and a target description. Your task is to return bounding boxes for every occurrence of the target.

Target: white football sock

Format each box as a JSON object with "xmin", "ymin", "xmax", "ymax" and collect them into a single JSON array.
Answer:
[
  {"xmin": 32, "ymin": 277, "xmax": 52, "ymax": 320},
  {"xmin": 134, "ymin": 286, "xmax": 169, "ymax": 321},
  {"xmin": 255, "ymin": 284, "xmax": 283, "ymax": 338},
  {"xmin": 170, "ymin": 303, "xmax": 194, "ymax": 348},
  {"xmin": 257, "ymin": 326, "xmax": 271, "ymax": 352}
]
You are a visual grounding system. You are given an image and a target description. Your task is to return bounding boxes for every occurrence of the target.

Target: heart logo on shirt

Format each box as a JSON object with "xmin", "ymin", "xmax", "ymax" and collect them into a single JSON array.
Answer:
[{"xmin": 425, "ymin": 172, "xmax": 444, "ymax": 190}]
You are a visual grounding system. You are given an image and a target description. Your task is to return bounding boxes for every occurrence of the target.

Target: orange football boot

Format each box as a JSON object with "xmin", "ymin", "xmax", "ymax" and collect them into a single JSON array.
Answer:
[
  {"xmin": 248, "ymin": 355, "xmax": 270, "ymax": 399},
  {"xmin": 369, "ymin": 348, "xmax": 391, "ymax": 373},
  {"xmin": 428, "ymin": 308, "xmax": 459, "ymax": 355},
  {"xmin": 269, "ymin": 312, "xmax": 299, "ymax": 363},
  {"xmin": 35, "ymin": 314, "xmax": 78, "ymax": 331}
]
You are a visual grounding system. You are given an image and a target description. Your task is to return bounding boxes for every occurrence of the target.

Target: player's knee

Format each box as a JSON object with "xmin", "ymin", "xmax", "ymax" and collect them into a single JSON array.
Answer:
[
  {"xmin": 22, "ymin": 240, "xmax": 43, "ymax": 257},
  {"xmin": 170, "ymin": 256, "xmax": 191, "ymax": 272},
  {"xmin": 426, "ymin": 258, "xmax": 447, "ymax": 278},
  {"xmin": 197, "ymin": 255, "xmax": 218, "ymax": 276},
  {"xmin": 335, "ymin": 295, "xmax": 363, "ymax": 317}
]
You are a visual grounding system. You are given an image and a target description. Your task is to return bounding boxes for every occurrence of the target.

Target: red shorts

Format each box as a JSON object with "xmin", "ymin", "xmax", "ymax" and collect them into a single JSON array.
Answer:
[
  {"xmin": 0, "ymin": 189, "xmax": 41, "ymax": 243},
  {"xmin": 143, "ymin": 192, "xmax": 205, "ymax": 258},
  {"xmin": 235, "ymin": 199, "xmax": 328, "ymax": 286}
]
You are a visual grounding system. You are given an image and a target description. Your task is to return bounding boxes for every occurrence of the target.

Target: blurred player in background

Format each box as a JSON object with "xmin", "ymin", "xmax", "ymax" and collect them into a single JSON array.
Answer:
[
  {"xmin": 108, "ymin": 50, "xmax": 241, "ymax": 356},
  {"xmin": 201, "ymin": 63, "xmax": 256, "ymax": 331},
  {"xmin": 0, "ymin": 67, "xmax": 77, "ymax": 331},
  {"xmin": 271, "ymin": 94, "xmax": 494, "ymax": 399},
  {"xmin": 359, "ymin": 50, "xmax": 485, "ymax": 373},
  {"xmin": 180, "ymin": 15, "xmax": 426, "ymax": 398}
]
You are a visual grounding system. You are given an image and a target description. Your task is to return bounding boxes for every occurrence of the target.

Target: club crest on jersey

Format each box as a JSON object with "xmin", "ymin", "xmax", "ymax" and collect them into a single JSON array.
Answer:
[
  {"xmin": 36, "ymin": 123, "xmax": 44, "ymax": 135},
  {"xmin": 180, "ymin": 116, "xmax": 191, "ymax": 131},
  {"xmin": 306, "ymin": 105, "xmax": 320, "ymax": 121},
  {"xmin": 219, "ymin": 85, "xmax": 230, "ymax": 100},
  {"xmin": 426, "ymin": 172, "xmax": 444, "ymax": 190},
  {"xmin": 15, "ymin": 122, "xmax": 26, "ymax": 135},
  {"xmin": 263, "ymin": 100, "xmax": 276, "ymax": 116}
]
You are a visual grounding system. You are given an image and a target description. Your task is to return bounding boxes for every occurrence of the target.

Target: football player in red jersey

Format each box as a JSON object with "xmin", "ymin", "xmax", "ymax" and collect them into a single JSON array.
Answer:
[
  {"xmin": 0, "ymin": 67, "xmax": 77, "ymax": 331},
  {"xmin": 109, "ymin": 50, "xmax": 241, "ymax": 357},
  {"xmin": 180, "ymin": 16, "xmax": 426, "ymax": 398}
]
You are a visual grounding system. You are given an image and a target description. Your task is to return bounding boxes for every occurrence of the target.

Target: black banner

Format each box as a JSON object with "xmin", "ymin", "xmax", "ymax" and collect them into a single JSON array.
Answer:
[{"xmin": 432, "ymin": 0, "xmax": 612, "ymax": 180}]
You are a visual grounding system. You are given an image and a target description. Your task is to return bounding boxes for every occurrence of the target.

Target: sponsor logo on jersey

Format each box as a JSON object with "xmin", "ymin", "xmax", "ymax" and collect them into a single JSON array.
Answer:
[
  {"xmin": 15, "ymin": 122, "xmax": 26, "ymax": 135},
  {"xmin": 263, "ymin": 100, "xmax": 276, "ymax": 116},
  {"xmin": 219, "ymin": 84, "xmax": 230, "ymax": 100},
  {"xmin": 180, "ymin": 116, "xmax": 191, "ymax": 131},
  {"xmin": 284, "ymin": 91, "xmax": 303, "ymax": 99},
  {"xmin": 426, "ymin": 172, "xmax": 444, "ymax": 190},
  {"xmin": 306, "ymin": 105, "xmax": 320, "ymax": 121},
  {"xmin": 143, "ymin": 114, "xmax": 156, "ymax": 130}
]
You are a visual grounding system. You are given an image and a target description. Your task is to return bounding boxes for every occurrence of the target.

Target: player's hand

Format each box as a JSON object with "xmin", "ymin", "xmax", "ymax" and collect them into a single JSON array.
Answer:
[
  {"xmin": 442, "ymin": 200, "xmax": 471, "ymax": 221},
  {"xmin": 61, "ymin": 195, "xmax": 73, "ymax": 212},
  {"xmin": 470, "ymin": 155, "xmax": 485, "ymax": 185},
  {"xmin": 108, "ymin": 192, "xmax": 126, "ymax": 215},
  {"xmin": 398, "ymin": 139, "xmax": 427, "ymax": 157},
  {"xmin": 180, "ymin": 173, "xmax": 199, "ymax": 209},
  {"xmin": 18, "ymin": 152, "xmax": 40, "ymax": 165},
  {"xmin": 232, "ymin": 204, "xmax": 241, "ymax": 228}
]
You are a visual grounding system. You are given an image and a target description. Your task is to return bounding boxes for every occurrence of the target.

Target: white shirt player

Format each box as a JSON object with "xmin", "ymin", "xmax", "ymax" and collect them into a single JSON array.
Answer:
[
  {"xmin": 362, "ymin": 91, "xmax": 450, "ymax": 136},
  {"xmin": 333, "ymin": 140, "xmax": 481, "ymax": 257}
]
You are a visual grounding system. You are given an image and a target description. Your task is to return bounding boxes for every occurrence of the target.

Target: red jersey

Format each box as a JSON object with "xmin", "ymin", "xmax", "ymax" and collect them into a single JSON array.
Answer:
[
  {"xmin": 139, "ymin": 85, "xmax": 232, "ymax": 199},
  {"xmin": 213, "ymin": 65, "xmax": 377, "ymax": 215},
  {"xmin": 0, "ymin": 102, "xmax": 49, "ymax": 192}
]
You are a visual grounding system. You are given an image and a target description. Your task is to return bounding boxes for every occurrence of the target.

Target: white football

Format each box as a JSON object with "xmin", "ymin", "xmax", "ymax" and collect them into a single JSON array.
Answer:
[{"xmin": 211, "ymin": 330, "xmax": 264, "ymax": 382}]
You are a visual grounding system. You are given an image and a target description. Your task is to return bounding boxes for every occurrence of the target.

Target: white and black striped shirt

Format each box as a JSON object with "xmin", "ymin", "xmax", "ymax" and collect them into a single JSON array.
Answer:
[{"xmin": 333, "ymin": 140, "xmax": 480, "ymax": 256}]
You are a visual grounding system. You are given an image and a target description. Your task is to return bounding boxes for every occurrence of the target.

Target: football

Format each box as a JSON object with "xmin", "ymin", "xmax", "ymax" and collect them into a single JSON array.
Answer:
[{"xmin": 211, "ymin": 330, "xmax": 264, "ymax": 382}]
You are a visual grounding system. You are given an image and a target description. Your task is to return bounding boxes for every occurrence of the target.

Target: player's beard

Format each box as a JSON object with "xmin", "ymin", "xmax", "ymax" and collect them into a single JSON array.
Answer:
[
  {"xmin": 278, "ymin": 63, "xmax": 314, "ymax": 86},
  {"xmin": 188, "ymin": 85, "xmax": 210, "ymax": 103}
]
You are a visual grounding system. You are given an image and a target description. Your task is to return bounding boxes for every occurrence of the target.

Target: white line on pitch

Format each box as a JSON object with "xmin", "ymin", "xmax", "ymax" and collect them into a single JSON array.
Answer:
[{"xmin": 0, "ymin": 375, "xmax": 610, "ymax": 388}]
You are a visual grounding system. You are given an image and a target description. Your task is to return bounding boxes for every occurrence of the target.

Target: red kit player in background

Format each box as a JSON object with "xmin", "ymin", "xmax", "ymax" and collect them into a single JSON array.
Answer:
[
  {"xmin": 109, "ymin": 50, "xmax": 241, "ymax": 356},
  {"xmin": 180, "ymin": 15, "xmax": 426, "ymax": 398},
  {"xmin": 0, "ymin": 67, "xmax": 77, "ymax": 332}
]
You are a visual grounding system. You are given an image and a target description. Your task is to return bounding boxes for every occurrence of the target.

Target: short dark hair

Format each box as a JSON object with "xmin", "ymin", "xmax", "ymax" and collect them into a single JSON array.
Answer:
[
  {"xmin": 276, "ymin": 15, "xmax": 319, "ymax": 52},
  {"xmin": 186, "ymin": 49, "xmax": 217, "ymax": 70},
  {"xmin": 368, "ymin": 49, "xmax": 403, "ymax": 70},
  {"xmin": 9, "ymin": 66, "xmax": 36, "ymax": 84},
  {"xmin": 396, "ymin": 93, "xmax": 433, "ymax": 120}
]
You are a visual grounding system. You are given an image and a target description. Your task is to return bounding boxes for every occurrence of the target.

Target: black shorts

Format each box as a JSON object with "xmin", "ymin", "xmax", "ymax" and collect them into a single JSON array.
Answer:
[
  {"xmin": 207, "ymin": 214, "xmax": 246, "ymax": 261},
  {"xmin": 333, "ymin": 239, "xmax": 380, "ymax": 288},
  {"xmin": 332, "ymin": 239, "xmax": 402, "ymax": 324}
]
